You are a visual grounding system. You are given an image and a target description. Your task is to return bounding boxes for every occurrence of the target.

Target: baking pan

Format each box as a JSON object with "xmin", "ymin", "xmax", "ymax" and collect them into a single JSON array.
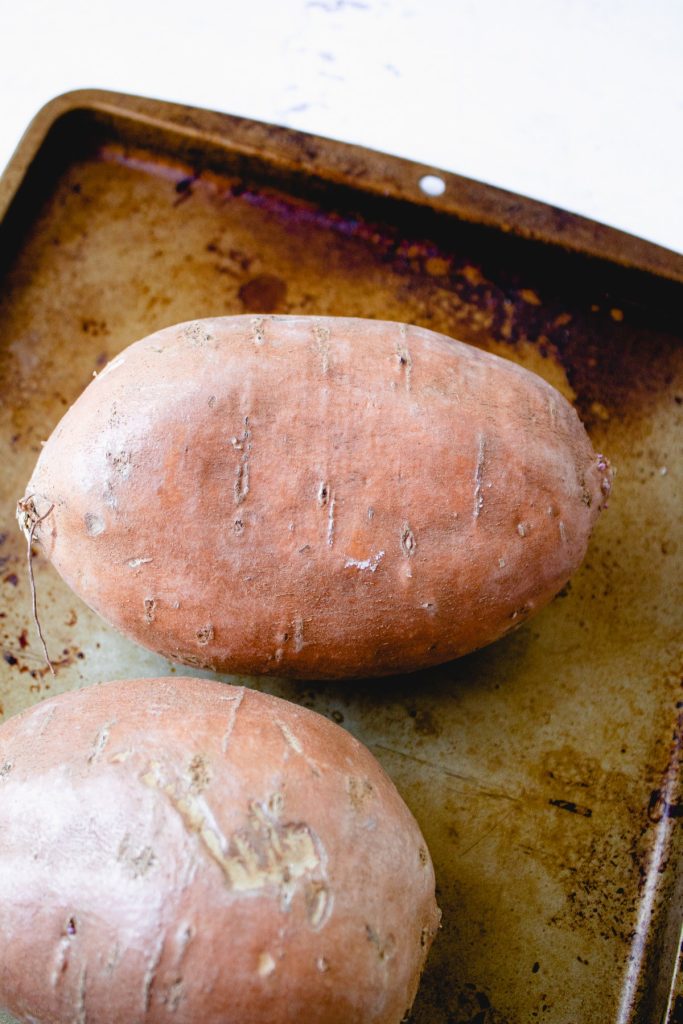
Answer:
[{"xmin": 1, "ymin": 90, "xmax": 681, "ymax": 1024}]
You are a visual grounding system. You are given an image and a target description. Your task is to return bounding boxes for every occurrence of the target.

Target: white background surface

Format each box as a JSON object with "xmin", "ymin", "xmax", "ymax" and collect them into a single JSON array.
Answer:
[{"xmin": 1, "ymin": 0, "xmax": 682, "ymax": 254}]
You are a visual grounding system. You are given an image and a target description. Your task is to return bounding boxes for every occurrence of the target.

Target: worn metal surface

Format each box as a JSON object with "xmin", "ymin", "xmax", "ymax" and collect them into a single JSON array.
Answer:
[{"xmin": 0, "ymin": 91, "xmax": 681, "ymax": 1024}]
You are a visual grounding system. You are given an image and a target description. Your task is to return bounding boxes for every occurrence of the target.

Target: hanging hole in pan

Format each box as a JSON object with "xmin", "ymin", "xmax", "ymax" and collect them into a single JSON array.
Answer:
[{"xmin": 419, "ymin": 174, "xmax": 446, "ymax": 197}]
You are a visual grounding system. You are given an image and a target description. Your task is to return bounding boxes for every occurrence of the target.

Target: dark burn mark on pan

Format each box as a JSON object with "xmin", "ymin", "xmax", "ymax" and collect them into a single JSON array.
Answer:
[
  {"xmin": 238, "ymin": 274, "xmax": 288, "ymax": 313},
  {"xmin": 647, "ymin": 788, "xmax": 683, "ymax": 822},
  {"xmin": 670, "ymin": 995, "xmax": 683, "ymax": 1024},
  {"xmin": 549, "ymin": 798, "xmax": 593, "ymax": 818},
  {"xmin": 93, "ymin": 141, "xmax": 681, "ymax": 429},
  {"xmin": 220, "ymin": 175, "xmax": 681, "ymax": 423},
  {"xmin": 173, "ymin": 175, "xmax": 198, "ymax": 207}
]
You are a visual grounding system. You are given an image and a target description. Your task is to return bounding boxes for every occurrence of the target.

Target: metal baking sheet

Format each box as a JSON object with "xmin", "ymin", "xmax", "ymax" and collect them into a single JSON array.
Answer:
[{"xmin": 1, "ymin": 90, "xmax": 681, "ymax": 1024}]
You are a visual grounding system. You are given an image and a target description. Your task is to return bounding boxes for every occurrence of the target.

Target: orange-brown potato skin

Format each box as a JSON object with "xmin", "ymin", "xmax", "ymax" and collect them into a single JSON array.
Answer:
[
  {"xmin": 0, "ymin": 677, "xmax": 439, "ymax": 1024},
  {"xmin": 20, "ymin": 316, "xmax": 611, "ymax": 678}
]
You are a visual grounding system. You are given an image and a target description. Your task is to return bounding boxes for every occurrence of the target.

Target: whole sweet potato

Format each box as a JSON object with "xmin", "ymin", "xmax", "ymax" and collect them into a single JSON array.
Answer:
[
  {"xmin": 0, "ymin": 677, "xmax": 439, "ymax": 1024},
  {"xmin": 18, "ymin": 315, "xmax": 611, "ymax": 677}
]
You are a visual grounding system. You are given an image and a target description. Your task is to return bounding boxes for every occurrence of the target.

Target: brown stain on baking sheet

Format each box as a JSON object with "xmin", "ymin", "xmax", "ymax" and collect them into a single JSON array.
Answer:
[
  {"xmin": 82, "ymin": 144, "xmax": 681, "ymax": 429},
  {"xmin": 548, "ymin": 798, "xmax": 593, "ymax": 818},
  {"xmin": 238, "ymin": 273, "xmax": 287, "ymax": 312}
]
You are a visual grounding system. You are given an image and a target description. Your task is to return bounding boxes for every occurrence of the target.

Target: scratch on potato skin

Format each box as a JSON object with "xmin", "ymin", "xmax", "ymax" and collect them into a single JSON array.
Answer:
[
  {"xmin": 87, "ymin": 721, "xmax": 114, "ymax": 764},
  {"xmin": 75, "ymin": 965, "xmax": 87, "ymax": 1024},
  {"xmin": 317, "ymin": 481, "xmax": 330, "ymax": 507},
  {"xmin": 105, "ymin": 943, "xmax": 121, "ymax": 974},
  {"xmin": 276, "ymin": 720, "xmax": 322, "ymax": 777},
  {"xmin": 317, "ymin": 480, "xmax": 335, "ymax": 546},
  {"xmin": 293, "ymin": 616, "xmax": 305, "ymax": 653},
  {"xmin": 313, "ymin": 320, "xmax": 330, "ymax": 374},
  {"xmin": 345, "ymin": 551, "xmax": 385, "ymax": 573},
  {"xmin": 142, "ymin": 936, "xmax": 165, "ymax": 1012},
  {"xmin": 128, "ymin": 557, "xmax": 152, "ymax": 569},
  {"xmin": 277, "ymin": 720, "xmax": 303, "ymax": 754},
  {"xmin": 327, "ymin": 497, "xmax": 336, "ymax": 548},
  {"xmin": 221, "ymin": 687, "xmax": 246, "ymax": 753},
  {"xmin": 397, "ymin": 323, "xmax": 412, "ymax": 390},
  {"xmin": 400, "ymin": 524, "xmax": 416, "ymax": 557},
  {"xmin": 473, "ymin": 435, "xmax": 486, "ymax": 519},
  {"xmin": 174, "ymin": 924, "xmax": 193, "ymax": 965},
  {"xmin": 251, "ymin": 317, "xmax": 265, "ymax": 345},
  {"xmin": 305, "ymin": 879, "xmax": 332, "ymax": 929},
  {"xmin": 35, "ymin": 704, "xmax": 57, "ymax": 738},
  {"xmin": 165, "ymin": 977, "xmax": 185, "ymax": 1011},
  {"xmin": 234, "ymin": 418, "xmax": 251, "ymax": 506},
  {"xmin": 49, "ymin": 937, "xmax": 71, "ymax": 988}
]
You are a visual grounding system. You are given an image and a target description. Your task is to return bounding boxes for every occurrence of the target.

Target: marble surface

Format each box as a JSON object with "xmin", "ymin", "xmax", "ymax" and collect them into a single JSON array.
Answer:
[{"xmin": 1, "ymin": 0, "xmax": 682, "ymax": 253}]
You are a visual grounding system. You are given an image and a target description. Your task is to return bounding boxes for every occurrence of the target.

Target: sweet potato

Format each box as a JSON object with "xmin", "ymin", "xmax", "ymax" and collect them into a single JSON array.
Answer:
[
  {"xmin": 0, "ymin": 677, "xmax": 439, "ymax": 1024},
  {"xmin": 18, "ymin": 315, "xmax": 611, "ymax": 677}
]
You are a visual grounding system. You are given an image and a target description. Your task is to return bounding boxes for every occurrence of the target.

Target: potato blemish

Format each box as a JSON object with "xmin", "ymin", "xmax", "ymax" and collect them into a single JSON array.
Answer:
[{"xmin": 142, "ymin": 762, "xmax": 327, "ymax": 906}]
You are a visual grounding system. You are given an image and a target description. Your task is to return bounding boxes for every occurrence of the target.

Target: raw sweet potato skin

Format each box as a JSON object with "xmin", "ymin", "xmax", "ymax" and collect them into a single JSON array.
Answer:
[
  {"xmin": 0, "ymin": 677, "xmax": 439, "ymax": 1024},
  {"xmin": 20, "ymin": 315, "xmax": 611, "ymax": 677}
]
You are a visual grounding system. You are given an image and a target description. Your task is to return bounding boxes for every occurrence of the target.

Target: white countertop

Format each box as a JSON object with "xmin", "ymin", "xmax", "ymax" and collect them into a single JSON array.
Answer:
[{"xmin": 2, "ymin": 0, "xmax": 682, "ymax": 254}]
